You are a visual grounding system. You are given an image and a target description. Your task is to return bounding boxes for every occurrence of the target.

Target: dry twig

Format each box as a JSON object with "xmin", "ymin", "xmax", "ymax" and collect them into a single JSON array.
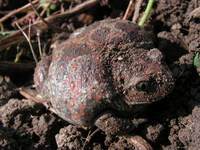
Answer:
[
  {"xmin": 123, "ymin": 0, "xmax": 135, "ymax": 20},
  {"xmin": 15, "ymin": 22, "xmax": 38, "ymax": 64},
  {"xmin": 132, "ymin": 0, "xmax": 143, "ymax": 23},
  {"xmin": 37, "ymin": 31, "xmax": 43, "ymax": 58},
  {"xmin": 83, "ymin": 128, "xmax": 100, "ymax": 148},
  {"xmin": 19, "ymin": 89, "xmax": 57, "ymax": 114}
]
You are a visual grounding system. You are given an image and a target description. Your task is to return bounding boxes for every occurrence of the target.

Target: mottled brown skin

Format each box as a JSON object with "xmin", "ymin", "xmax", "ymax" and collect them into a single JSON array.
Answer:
[{"xmin": 34, "ymin": 19, "xmax": 174, "ymax": 135}]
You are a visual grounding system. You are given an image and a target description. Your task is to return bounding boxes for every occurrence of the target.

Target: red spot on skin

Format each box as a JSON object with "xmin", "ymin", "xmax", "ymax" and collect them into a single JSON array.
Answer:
[
  {"xmin": 83, "ymin": 77, "xmax": 88, "ymax": 83},
  {"xmin": 82, "ymin": 46, "xmax": 89, "ymax": 52},
  {"xmin": 49, "ymin": 82, "xmax": 52, "ymax": 88},
  {"xmin": 79, "ymin": 110, "xmax": 85, "ymax": 115},
  {"xmin": 114, "ymin": 74, "xmax": 119, "ymax": 80},
  {"xmin": 126, "ymin": 29, "xmax": 137, "ymax": 33},
  {"xmin": 74, "ymin": 51, "xmax": 79, "ymax": 56},
  {"xmin": 72, "ymin": 65, "xmax": 78, "ymax": 71},
  {"xmin": 95, "ymin": 96, "xmax": 101, "ymax": 101},
  {"xmin": 105, "ymin": 34, "xmax": 111, "ymax": 39},
  {"xmin": 117, "ymin": 32, "xmax": 124, "ymax": 37},
  {"xmin": 107, "ymin": 30, "xmax": 124, "ymax": 39},
  {"xmin": 114, "ymin": 83, "xmax": 119, "ymax": 87},
  {"xmin": 49, "ymin": 67, "xmax": 52, "ymax": 73},
  {"xmin": 57, "ymin": 71, "xmax": 61, "ymax": 76},
  {"xmin": 99, "ymin": 68, "xmax": 105, "ymax": 74},
  {"xmin": 124, "ymin": 76, "xmax": 128, "ymax": 81},
  {"xmin": 72, "ymin": 112, "xmax": 80, "ymax": 120},
  {"xmin": 76, "ymin": 80, "xmax": 81, "ymax": 85},
  {"xmin": 65, "ymin": 78, "xmax": 70, "ymax": 84},
  {"xmin": 87, "ymin": 39, "xmax": 99, "ymax": 48},
  {"xmin": 53, "ymin": 97, "xmax": 57, "ymax": 102},
  {"xmin": 35, "ymin": 74, "xmax": 39, "ymax": 83},
  {"xmin": 94, "ymin": 92, "xmax": 104, "ymax": 101},
  {"xmin": 112, "ymin": 64, "xmax": 117, "ymax": 69},
  {"xmin": 63, "ymin": 99, "xmax": 67, "ymax": 103},
  {"xmin": 88, "ymin": 94, "xmax": 93, "ymax": 99},
  {"xmin": 71, "ymin": 96, "xmax": 78, "ymax": 101},
  {"xmin": 74, "ymin": 89, "xmax": 80, "ymax": 95},
  {"xmin": 70, "ymin": 83, "xmax": 75, "ymax": 91},
  {"xmin": 92, "ymin": 52, "xmax": 100, "ymax": 62},
  {"xmin": 91, "ymin": 52, "xmax": 98, "ymax": 57},
  {"xmin": 54, "ymin": 56, "xmax": 62, "ymax": 61},
  {"xmin": 77, "ymin": 58, "xmax": 81, "ymax": 61},
  {"xmin": 69, "ymin": 102, "xmax": 75, "ymax": 108},
  {"xmin": 89, "ymin": 87, "xmax": 94, "ymax": 93},
  {"xmin": 49, "ymin": 74, "xmax": 53, "ymax": 80},
  {"xmin": 60, "ymin": 65, "xmax": 64, "ymax": 69},
  {"xmin": 86, "ymin": 38, "xmax": 93, "ymax": 46},
  {"xmin": 92, "ymin": 43, "xmax": 100, "ymax": 48},
  {"xmin": 66, "ymin": 56, "xmax": 73, "ymax": 61},
  {"xmin": 88, "ymin": 72, "xmax": 93, "ymax": 78},
  {"xmin": 79, "ymin": 104, "xmax": 85, "ymax": 109},
  {"xmin": 76, "ymin": 43, "xmax": 81, "ymax": 47}
]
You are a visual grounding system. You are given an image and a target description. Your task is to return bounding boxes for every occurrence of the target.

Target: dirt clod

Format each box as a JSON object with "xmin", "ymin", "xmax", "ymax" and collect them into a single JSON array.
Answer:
[{"xmin": 55, "ymin": 125, "xmax": 84, "ymax": 149}]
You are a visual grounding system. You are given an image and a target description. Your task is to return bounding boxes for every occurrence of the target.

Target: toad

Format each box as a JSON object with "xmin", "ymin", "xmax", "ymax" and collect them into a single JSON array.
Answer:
[{"xmin": 34, "ymin": 19, "xmax": 174, "ymax": 135}]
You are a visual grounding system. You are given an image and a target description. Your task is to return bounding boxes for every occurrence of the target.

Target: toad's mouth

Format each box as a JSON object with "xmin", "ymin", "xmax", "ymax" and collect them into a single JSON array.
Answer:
[{"xmin": 124, "ymin": 93, "xmax": 164, "ymax": 105}]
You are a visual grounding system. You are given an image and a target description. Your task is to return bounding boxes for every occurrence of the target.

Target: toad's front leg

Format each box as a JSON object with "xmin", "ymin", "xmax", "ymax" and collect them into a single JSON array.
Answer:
[{"xmin": 34, "ymin": 56, "xmax": 52, "ymax": 101}]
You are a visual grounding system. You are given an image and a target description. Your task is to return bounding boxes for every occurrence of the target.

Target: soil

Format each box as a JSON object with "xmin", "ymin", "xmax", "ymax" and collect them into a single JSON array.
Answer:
[{"xmin": 0, "ymin": 0, "xmax": 200, "ymax": 150}]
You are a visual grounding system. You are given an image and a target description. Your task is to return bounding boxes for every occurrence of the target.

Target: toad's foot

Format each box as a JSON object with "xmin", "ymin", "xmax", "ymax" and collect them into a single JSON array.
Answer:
[{"xmin": 94, "ymin": 111, "xmax": 146, "ymax": 135}]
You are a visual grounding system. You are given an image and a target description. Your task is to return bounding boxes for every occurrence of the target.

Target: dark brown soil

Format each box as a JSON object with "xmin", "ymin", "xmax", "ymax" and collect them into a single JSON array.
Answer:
[{"xmin": 0, "ymin": 0, "xmax": 200, "ymax": 149}]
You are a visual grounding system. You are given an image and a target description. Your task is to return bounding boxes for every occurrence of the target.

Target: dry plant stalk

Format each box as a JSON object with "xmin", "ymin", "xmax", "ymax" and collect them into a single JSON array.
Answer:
[
  {"xmin": 19, "ymin": 89, "xmax": 57, "ymax": 114},
  {"xmin": 123, "ymin": 0, "xmax": 135, "ymax": 20},
  {"xmin": 132, "ymin": 0, "xmax": 143, "ymax": 23},
  {"xmin": 15, "ymin": 22, "xmax": 38, "ymax": 64}
]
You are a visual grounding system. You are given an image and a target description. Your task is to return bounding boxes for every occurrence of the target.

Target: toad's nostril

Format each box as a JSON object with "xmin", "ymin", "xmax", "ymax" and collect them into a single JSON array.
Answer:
[{"xmin": 135, "ymin": 81, "xmax": 151, "ymax": 92}]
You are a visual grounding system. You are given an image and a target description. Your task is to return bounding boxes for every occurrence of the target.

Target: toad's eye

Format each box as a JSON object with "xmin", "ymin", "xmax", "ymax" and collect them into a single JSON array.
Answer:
[{"xmin": 135, "ymin": 81, "xmax": 152, "ymax": 92}]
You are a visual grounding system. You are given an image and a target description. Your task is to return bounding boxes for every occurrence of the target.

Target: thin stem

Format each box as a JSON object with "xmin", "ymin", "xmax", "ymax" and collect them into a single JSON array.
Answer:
[
  {"xmin": 138, "ymin": 0, "xmax": 154, "ymax": 26},
  {"xmin": 37, "ymin": 31, "xmax": 43, "ymax": 59},
  {"xmin": 14, "ymin": 49, "xmax": 24, "ymax": 63},
  {"xmin": 15, "ymin": 22, "xmax": 38, "ymax": 64},
  {"xmin": 123, "ymin": 0, "xmax": 135, "ymax": 20},
  {"xmin": 132, "ymin": 0, "xmax": 143, "ymax": 23}
]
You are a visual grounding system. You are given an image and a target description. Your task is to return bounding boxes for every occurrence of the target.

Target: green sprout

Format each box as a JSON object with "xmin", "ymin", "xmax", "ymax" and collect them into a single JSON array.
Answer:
[
  {"xmin": 0, "ymin": 31, "xmax": 16, "ymax": 37},
  {"xmin": 14, "ymin": 47, "xmax": 24, "ymax": 63},
  {"xmin": 40, "ymin": 0, "xmax": 57, "ymax": 17},
  {"xmin": 138, "ymin": 0, "xmax": 154, "ymax": 26},
  {"xmin": 194, "ymin": 52, "xmax": 199, "ymax": 68}
]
